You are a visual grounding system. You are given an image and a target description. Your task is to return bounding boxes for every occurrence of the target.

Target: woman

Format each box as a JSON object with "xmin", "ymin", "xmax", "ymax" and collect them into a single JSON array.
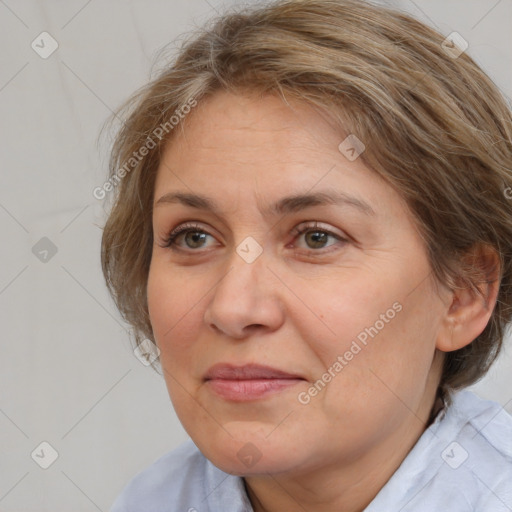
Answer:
[{"xmin": 102, "ymin": 0, "xmax": 512, "ymax": 510}]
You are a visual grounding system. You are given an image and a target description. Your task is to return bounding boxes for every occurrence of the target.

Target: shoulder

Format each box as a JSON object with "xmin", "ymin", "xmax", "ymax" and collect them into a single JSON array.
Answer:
[
  {"xmin": 423, "ymin": 389, "xmax": 512, "ymax": 510},
  {"xmin": 448, "ymin": 389, "xmax": 512, "ymax": 457},
  {"xmin": 109, "ymin": 439, "xmax": 209, "ymax": 512},
  {"xmin": 449, "ymin": 390, "xmax": 512, "ymax": 510},
  {"xmin": 366, "ymin": 389, "xmax": 512, "ymax": 511},
  {"xmin": 109, "ymin": 439, "xmax": 253, "ymax": 512}
]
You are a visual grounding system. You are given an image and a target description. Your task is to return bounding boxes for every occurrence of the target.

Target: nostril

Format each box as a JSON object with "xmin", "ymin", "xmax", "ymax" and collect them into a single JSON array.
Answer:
[{"xmin": 245, "ymin": 324, "xmax": 265, "ymax": 333}]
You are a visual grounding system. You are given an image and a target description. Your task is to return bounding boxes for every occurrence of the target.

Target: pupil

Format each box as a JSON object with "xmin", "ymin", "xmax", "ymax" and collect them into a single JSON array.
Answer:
[
  {"xmin": 307, "ymin": 231, "xmax": 327, "ymax": 248},
  {"xmin": 187, "ymin": 232, "xmax": 206, "ymax": 247}
]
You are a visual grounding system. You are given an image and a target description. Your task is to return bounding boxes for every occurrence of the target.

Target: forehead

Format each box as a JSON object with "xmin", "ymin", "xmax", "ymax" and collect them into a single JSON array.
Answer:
[
  {"xmin": 153, "ymin": 90, "xmax": 407, "ymax": 222},
  {"xmin": 160, "ymin": 90, "xmax": 343, "ymax": 164}
]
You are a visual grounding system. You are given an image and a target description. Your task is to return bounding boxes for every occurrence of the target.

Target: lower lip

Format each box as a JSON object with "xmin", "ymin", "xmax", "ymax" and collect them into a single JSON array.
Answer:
[{"xmin": 206, "ymin": 378, "xmax": 303, "ymax": 401}]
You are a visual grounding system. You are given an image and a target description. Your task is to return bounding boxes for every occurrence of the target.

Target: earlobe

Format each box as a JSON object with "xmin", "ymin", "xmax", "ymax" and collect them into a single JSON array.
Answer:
[{"xmin": 435, "ymin": 244, "xmax": 500, "ymax": 353}]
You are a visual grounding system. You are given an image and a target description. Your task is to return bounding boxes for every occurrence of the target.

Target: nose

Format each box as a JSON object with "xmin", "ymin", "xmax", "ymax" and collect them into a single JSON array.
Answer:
[{"xmin": 203, "ymin": 247, "xmax": 286, "ymax": 339}]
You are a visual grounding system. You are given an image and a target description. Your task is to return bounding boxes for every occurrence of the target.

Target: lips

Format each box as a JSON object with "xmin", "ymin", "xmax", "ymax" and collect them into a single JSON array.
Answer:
[
  {"xmin": 204, "ymin": 363, "xmax": 303, "ymax": 381},
  {"xmin": 204, "ymin": 363, "xmax": 305, "ymax": 401}
]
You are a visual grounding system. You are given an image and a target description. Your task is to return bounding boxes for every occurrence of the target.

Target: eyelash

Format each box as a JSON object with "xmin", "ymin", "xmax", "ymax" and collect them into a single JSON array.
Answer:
[{"xmin": 159, "ymin": 221, "xmax": 348, "ymax": 253}]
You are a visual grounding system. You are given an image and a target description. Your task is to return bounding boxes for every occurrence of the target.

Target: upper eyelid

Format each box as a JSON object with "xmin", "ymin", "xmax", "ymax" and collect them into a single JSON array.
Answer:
[{"xmin": 168, "ymin": 220, "xmax": 343, "ymax": 237}]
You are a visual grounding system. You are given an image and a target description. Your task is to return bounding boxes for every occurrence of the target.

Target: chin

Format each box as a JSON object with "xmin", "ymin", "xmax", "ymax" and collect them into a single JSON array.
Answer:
[
  {"xmin": 192, "ymin": 428, "xmax": 306, "ymax": 477},
  {"xmin": 205, "ymin": 447, "xmax": 294, "ymax": 476}
]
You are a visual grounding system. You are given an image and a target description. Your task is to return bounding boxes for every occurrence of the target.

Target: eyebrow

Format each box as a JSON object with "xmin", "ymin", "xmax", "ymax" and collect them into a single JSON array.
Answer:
[{"xmin": 154, "ymin": 190, "xmax": 376, "ymax": 217}]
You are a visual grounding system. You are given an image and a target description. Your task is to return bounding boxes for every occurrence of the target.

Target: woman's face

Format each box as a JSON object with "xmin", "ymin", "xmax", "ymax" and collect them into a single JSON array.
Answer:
[{"xmin": 147, "ymin": 90, "xmax": 450, "ymax": 476}]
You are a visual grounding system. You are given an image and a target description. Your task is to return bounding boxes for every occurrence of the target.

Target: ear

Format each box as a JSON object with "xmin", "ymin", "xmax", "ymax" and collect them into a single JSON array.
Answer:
[{"xmin": 436, "ymin": 244, "xmax": 501, "ymax": 353}]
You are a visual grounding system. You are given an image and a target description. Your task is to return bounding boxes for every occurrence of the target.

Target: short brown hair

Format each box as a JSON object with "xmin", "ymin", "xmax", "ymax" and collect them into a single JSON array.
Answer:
[{"xmin": 100, "ymin": 0, "xmax": 512, "ymax": 403}]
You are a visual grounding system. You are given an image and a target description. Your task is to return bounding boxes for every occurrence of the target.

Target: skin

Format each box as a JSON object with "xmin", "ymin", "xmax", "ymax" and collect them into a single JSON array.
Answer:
[{"xmin": 147, "ymin": 90, "xmax": 499, "ymax": 512}]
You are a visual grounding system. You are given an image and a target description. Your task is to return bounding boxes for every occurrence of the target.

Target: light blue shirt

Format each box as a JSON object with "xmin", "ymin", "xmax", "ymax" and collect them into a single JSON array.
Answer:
[{"xmin": 110, "ymin": 389, "xmax": 512, "ymax": 511}]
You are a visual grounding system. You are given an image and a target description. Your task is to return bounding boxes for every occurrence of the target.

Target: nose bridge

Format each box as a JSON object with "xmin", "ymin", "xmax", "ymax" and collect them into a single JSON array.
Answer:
[
  {"xmin": 203, "ymin": 236, "xmax": 284, "ymax": 337},
  {"xmin": 215, "ymin": 237, "xmax": 270, "ymax": 304}
]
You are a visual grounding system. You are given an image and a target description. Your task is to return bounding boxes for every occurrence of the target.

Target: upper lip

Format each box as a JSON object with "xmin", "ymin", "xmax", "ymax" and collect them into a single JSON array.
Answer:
[{"xmin": 204, "ymin": 363, "xmax": 304, "ymax": 381}]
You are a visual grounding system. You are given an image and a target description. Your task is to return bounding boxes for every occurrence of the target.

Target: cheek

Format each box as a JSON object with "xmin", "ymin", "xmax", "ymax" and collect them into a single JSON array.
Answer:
[
  {"xmin": 308, "ymin": 271, "xmax": 438, "ymax": 396},
  {"xmin": 147, "ymin": 266, "xmax": 168, "ymax": 337},
  {"xmin": 307, "ymin": 273, "xmax": 397, "ymax": 347},
  {"xmin": 147, "ymin": 263, "xmax": 200, "ymax": 355},
  {"xmin": 332, "ymin": 291, "xmax": 439, "ymax": 409}
]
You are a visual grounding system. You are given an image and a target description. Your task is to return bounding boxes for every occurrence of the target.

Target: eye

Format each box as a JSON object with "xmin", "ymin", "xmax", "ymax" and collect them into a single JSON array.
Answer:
[
  {"xmin": 158, "ymin": 221, "xmax": 348, "ymax": 253},
  {"xmin": 159, "ymin": 222, "xmax": 216, "ymax": 250},
  {"xmin": 290, "ymin": 222, "xmax": 348, "ymax": 251}
]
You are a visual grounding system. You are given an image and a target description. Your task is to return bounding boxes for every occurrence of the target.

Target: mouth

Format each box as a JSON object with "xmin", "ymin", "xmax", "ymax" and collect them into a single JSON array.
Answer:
[{"xmin": 204, "ymin": 363, "xmax": 305, "ymax": 401}]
